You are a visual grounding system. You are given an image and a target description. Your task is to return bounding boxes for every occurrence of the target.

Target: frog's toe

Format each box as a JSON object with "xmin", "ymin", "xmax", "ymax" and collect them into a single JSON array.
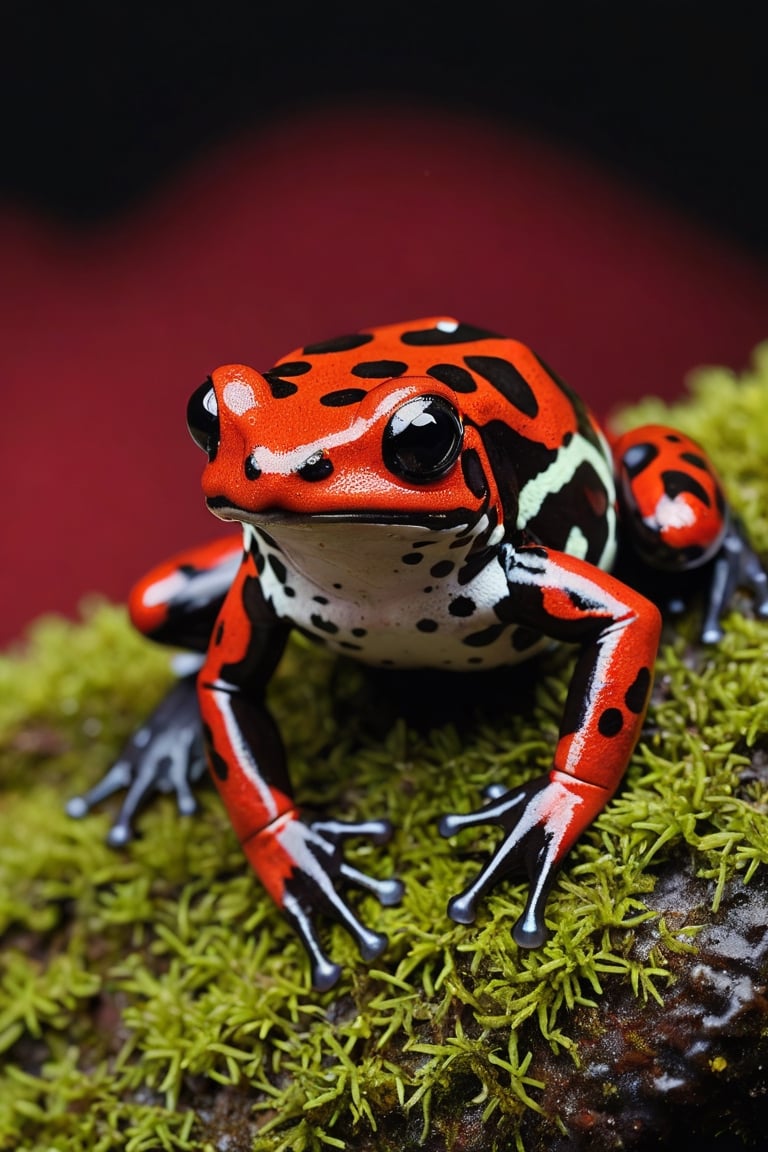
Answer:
[
  {"xmin": 268, "ymin": 813, "xmax": 403, "ymax": 988},
  {"xmin": 440, "ymin": 776, "xmax": 575, "ymax": 943},
  {"xmin": 106, "ymin": 820, "xmax": 133, "ymax": 849},
  {"xmin": 750, "ymin": 564, "xmax": 768, "ymax": 618},
  {"xmin": 313, "ymin": 816, "xmax": 394, "ymax": 845},
  {"xmin": 482, "ymin": 783, "xmax": 509, "ymax": 801},
  {"xmin": 67, "ymin": 762, "xmax": 143, "ymax": 846},
  {"xmin": 309, "ymin": 816, "xmax": 403, "ymax": 907},
  {"xmin": 445, "ymin": 818, "xmax": 557, "ymax": 947},
  {"xmin": 438, "ymin": 782, "xmax": 530, "ymax": 839},
  {"xmin": 701, "ymin": 621, "xmax": 725, "ymax": 645},
  {"xmin": 446, "ymin": 890, "xmax": 479, "ymax": 925},
  {"xmin": 76, "ymin": 759, "xmax": 161, "ymax": 845},
  {"xmin": 284, "ymin": 866, "xmax": 390, "ymax": 988},
  {"xmin": 355, "ymin": 926, "xmax": 389, "ymax": 963},
  {"xmin": 282, "ymin": 891, "xmax": 344, "ymax": 991},
  {"xmin": 512, "ymin": 913, "xmax": 549, "ymax": 949},
  {"xmin": 511, "ymin": 846, "xmax": 559, "ymax": 948},
  {"xmin": 338, "ymin": 861, "xmax": 405, "ymax": 906},
  {"xmin": 308, "ymin": 820, "xmax": 402, "ymax": 907},
  {"xmin": 325, "ymin": 898, "xmax": 389, "ymax": 965},
  {"xmin": 66, "ymin": 760, "xmax": 134, "ymax": 819},
  {"xmin": 701, "ymin": 520, "xmax": 768, "ymax": 642},
  {"xmin": 67, "ymin": 675, "xmax": 206, "ymax": 843}
]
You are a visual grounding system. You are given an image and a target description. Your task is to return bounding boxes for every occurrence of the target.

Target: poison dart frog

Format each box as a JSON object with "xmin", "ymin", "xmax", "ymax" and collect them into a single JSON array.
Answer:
[{"xmin": 68, "ymin": 317, "xmax": 768, "ymax": 990}]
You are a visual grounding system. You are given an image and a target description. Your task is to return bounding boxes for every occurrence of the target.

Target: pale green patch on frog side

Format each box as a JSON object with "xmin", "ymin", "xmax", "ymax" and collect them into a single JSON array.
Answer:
[{"xmin": 0, "ymin": 343, "xmax": 767, "ymax": 1150}]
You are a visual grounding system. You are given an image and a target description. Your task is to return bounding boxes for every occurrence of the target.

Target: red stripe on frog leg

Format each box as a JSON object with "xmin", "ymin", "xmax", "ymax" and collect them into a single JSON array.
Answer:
[
  {"xmin": 198, "ymin": 553, "xmax": 295, "ymax": 847},
  {"xmin": 541, "ymin": 558, "xmax": 661, "ymax": 796},
  {"xmin": 128, "ymin": 534, "xmax": 242, "ymax": 642},
  {"xmin": 240, "ymin": 811, "xmax": 302, "ymax": 907},
  {"xmin": 199, "ymin": 676, "xmax": 295, "ymax": 843},
  {"xmin": 505, "ymin": 545, "xmax": 661, "ymax": 797},
  {"xmin": 198, "ymin": 676, "xmax": 294, "ymax": 848},
  {"xmin": 552, "ymin": 642, "xmax": 658, "ymax": 794}
]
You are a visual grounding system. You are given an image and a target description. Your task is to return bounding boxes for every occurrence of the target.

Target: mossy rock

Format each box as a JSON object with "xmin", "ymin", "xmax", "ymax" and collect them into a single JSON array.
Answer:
[{"xmin": 1, "ymin": 346, "xmax": 768, "ymax": 1151}]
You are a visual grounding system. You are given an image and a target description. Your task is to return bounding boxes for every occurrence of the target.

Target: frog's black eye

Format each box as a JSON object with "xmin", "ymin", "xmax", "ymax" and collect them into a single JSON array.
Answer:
[
  {"xmin": 383, "ymin": 394, "xmax": 463, "ymax": 484},
  {"xmin": 187, "ymin": 378, "xmax": 219, "ymax": 460}
]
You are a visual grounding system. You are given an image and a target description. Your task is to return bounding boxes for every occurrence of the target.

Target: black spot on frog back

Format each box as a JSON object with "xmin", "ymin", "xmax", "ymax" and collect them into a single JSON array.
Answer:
[{"xmin": 464, "ymin": 355, "xmax": 539, "ymax": 417}]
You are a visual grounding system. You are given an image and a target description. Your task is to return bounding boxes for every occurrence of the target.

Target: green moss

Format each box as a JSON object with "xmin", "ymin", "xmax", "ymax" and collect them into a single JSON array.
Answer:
[{"xmin": 1, "ymin": 343, "xmax": 767, "ymax": 1150}]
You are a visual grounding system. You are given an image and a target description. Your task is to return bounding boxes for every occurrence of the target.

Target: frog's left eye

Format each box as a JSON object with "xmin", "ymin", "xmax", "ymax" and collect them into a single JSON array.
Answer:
[
  {"xmin": 187, "ymin": 379, "xmax": 219, "ymax": 460},
  {"xmin": 383, "ymin": 394, "xmax": 463, "ymax": 484}
]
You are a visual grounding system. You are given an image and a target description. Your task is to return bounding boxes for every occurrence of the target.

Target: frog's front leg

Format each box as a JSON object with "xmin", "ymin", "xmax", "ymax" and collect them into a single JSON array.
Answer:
[
  {"xmin": 67, "ymin": 668, "xmax": 206, "ymax": 845},
  {"xmin": 67, "ymin": 536, "xmax": 242, "ymax": 842},
  {"xmin": 201, "ymin": 556, "xmax": 403, "ymax": 990},
  {"xmin": 439, "ymin": 545, "xmax": 662, "ymax": 947}
]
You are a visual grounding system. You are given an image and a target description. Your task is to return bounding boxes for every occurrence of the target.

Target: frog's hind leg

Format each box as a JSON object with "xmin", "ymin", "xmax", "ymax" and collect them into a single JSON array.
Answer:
[
  {"xmin": 612, "ymin": 424, "xmax": 768, "ymax": 641},
  {"xmin": 68, "ymin": 534, "xmax": 242, "ymax": 841}
]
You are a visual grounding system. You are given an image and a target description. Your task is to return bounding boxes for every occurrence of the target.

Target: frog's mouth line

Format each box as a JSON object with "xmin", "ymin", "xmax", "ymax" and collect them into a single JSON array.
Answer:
[{"xmin": 206, "ymin": 497, "xmax": 482, "ymax": 533}]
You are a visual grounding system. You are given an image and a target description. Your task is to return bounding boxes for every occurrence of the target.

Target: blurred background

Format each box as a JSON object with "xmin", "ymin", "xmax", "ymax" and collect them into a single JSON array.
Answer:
[{"xmin": 3, "ymin": 3, "xmax": 767, "ymax": 645}]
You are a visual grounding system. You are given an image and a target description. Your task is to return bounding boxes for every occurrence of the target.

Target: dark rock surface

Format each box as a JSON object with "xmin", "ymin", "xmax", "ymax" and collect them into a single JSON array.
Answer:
[{"xmin": 513, "ymin": 862, "xmax": 768, "ymax": 1151}]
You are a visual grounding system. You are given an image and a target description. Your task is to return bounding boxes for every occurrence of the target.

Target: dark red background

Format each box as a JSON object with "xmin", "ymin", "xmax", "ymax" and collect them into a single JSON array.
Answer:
[{"xmin": 3, "ymin": 11, "xmax": 768, "ymax": 648}]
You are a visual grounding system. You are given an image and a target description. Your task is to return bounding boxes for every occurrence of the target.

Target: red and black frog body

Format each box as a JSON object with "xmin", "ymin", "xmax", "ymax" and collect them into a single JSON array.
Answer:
[{"xmin": 69, "ymin": 317, "xmax": 768, "ymax": 990}]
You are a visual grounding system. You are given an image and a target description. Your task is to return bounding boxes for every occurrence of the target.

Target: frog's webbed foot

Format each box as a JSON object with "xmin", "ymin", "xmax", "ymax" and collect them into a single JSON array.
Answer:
[
  {"xmin": 700, "ymin": 517, "xmax": 768, "ymax": 644},
  {"xmin": 66, "ymin": 673, "xmax": 206, "ymax": 846},
  {"xmin": 246, "ymin": 815, "xmax": 404, "ymax": 991},
  {"xmin": 439, "ymin": 773, "xmax": 605, "ymax": 948}
]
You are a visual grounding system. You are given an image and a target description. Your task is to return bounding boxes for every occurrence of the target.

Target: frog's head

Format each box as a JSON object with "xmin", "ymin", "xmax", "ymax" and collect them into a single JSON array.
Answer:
[{"xmin": 187, "ymin": 363, "xmax": 493, "ymax": 535}]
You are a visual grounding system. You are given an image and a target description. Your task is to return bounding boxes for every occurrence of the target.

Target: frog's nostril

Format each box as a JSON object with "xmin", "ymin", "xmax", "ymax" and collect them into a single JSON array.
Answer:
[
  {"xmin": 297, "ymin": 452, "xmax": 334, "ymax": 482},
  {"xmin": 244, "ymin": 455, "xmax": 261, "ymax": 480}
]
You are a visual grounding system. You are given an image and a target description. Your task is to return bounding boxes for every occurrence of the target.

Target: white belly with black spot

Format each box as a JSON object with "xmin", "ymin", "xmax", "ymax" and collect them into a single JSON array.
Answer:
[{"xmin": 244, "ymin": 520, "xmax": 549, "ymax": 670}]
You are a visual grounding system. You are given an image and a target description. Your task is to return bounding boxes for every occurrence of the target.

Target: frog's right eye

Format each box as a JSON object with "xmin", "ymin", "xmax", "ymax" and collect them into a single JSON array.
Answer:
[
  {"xmin": 383, "ymin": 394, "xmax": 463, "ymax": 485},
  {"xmin": 187, "ymin": 379, "xmax": 219, "ymax": 460}
]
